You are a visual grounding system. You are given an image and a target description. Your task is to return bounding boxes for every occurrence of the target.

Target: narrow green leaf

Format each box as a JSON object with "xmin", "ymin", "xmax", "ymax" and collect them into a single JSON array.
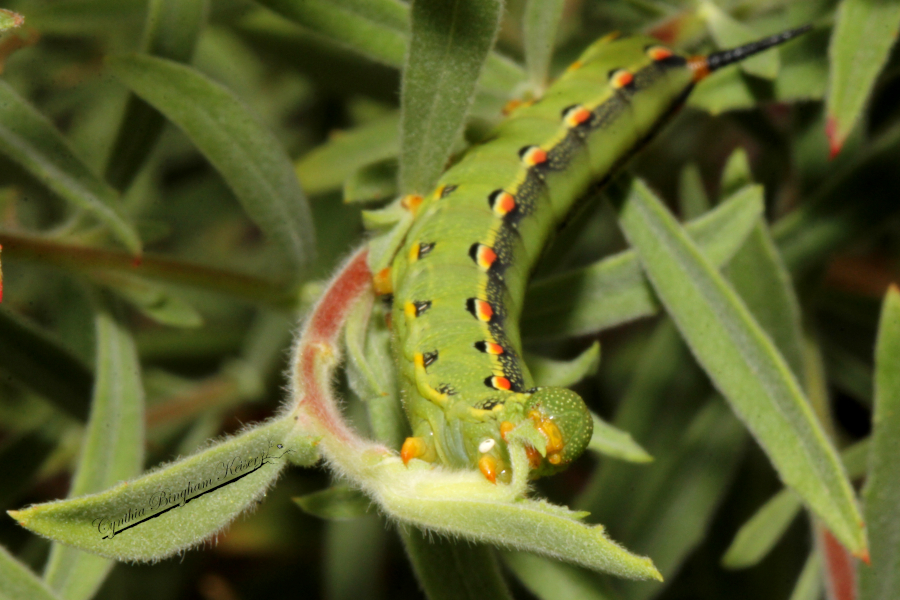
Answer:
[
  {"xmin": 701, "ymin": 2, "xmax": 779, "ymax": 79},
  {"xmin": 503, "ymin": 551, "xmax": 614, "ymax": 600},
  {"xmin": 722, "ymin": 438, "xmax": 871, "ymax": 570},
  {"xmin": 0, "ymin": 544, "xmax": 63, "ymax": 600},
  {"xmin": 296, "ymin": 113, "xmax": 400, "ymax": 196},
  {"xmin": 527, "ymin": 342, "xmax": 600, "ymax": 388},
  {"xmin": 722, "ymin": 489, "xmax": 802, "ymax": 569},
  {"xmin": 0, "ymin": 82, "xmax": 140, "ymax": 253},
  {"xmin": 399, "ymin": 0, "xmax": 503, "ymax": 194},
  {"xmin": 725, "ymin": 222, "xmax": 805, "ymax": 381},
  {"xmin": 105, "ymin": 0, "xmax": 208, "ymax": 190},
  {"xmin": 523, "ymin": 184, "xmax": 763, "ymax": 339},
  {"xmin": 98, "ymin": 274, "xmax": 203, "ymax": 328},
  {"xmin": 0, "ymin": 9, "xmax": 24, "ymax": 32},
  {"xmin": 788, "ymin": 551, "xmax": 823, "ymax": 600},
  {"xmin": 720, "ymin": 148, "xmax": 753, "ymax": 199},
  {"xmin": 294, "ymin": 485, "xmax": 371, "ymax": 521},
  {"xmin": 254, "ymin": 0, "xmax": 524, "ymax": 96},
  {"xmin": 859, "ymin": 287, "xmax": 900, "ymax": 599},
  {"xmin": 401, "ymin": 532, "xmax": 514, "ymax": 600},
  {"xmin": 0, "ymin": 308, "xmax": 92, "ymax": 423},
  {"xmin": 255, "ymin": 0, "xmax": 409, "ymax": 68},
  {"xmin": 826, "ymin": 0, "xmax": 900, "ymax": 155},
  {"xmin": 588, "ymin": 412, "xmax": 653, "ymax": 464},
  {"xmin": 678, "ymin": 163, "xmax": 709, "ymax": 220},
  {"xmin": 108, "ymin": 55, "xmax": 316, "ymax": 274},
  {"xmin": 523, "ymin": 0, "xmax": 565, "ymax": 92},
  {"xmin": 9, "ymin": 417, "xmax": 298, "ymax": 562},
  {"xmin": 616, "ymin": 178, "xmax": 867, "ymax": 557},
  {"xmin": 616, "ymin": 399, "xmax": 746, "ymax": 599},
  {"xmin": 343, "ymin": 158, "xmax": 399, "ymax": 204},
  {"xmin": 43, "ymin": 296, "xmax": 146, "ymax": 600}
]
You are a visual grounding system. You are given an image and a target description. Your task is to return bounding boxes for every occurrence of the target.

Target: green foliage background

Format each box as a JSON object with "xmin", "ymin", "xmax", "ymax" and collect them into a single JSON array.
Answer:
[{"xmin": 1, "ymin": 0, "xmax": 899, "ymax": 599}]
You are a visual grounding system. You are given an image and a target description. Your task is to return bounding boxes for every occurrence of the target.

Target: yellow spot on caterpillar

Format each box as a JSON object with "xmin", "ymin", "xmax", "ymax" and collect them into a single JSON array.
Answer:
[
  {"xmin": 408, "ymin": 242, "xmax": 420, "ymax": 262},
  {"xmin": 478, "ymin": 455, "xmax": 498, "ymax": 483}
]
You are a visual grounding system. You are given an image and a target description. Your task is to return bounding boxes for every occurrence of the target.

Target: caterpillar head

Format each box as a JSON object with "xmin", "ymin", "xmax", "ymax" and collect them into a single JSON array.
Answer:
[{"xmin": 524, "ymin": 387, "xmax": 593, "ymax": 477}]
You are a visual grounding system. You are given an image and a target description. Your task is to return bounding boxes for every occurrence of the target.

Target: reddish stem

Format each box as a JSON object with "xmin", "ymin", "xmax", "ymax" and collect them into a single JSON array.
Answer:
[
  {"xmin": 289, "ymin": 247, "xmax": 381, "ymax": 451},
  {"xmin": 819, "ymin": 525, "xmax": 858, "ymax": 600}
]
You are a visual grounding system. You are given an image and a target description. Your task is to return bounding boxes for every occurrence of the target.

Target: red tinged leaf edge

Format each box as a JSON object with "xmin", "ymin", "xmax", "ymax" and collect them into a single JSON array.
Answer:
[
  {"xmin": 826, "ymin": 115, "xmax": 843, "ymax": 160},
  {"xmin": 819, "ymin": 524, "xmax": 859, "ymax": 600}
]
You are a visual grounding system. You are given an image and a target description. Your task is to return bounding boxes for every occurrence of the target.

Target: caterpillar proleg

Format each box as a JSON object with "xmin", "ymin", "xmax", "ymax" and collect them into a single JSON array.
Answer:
[{"xmin": 383, "ymin": 26, "xmax": 811, "ymax": 483}]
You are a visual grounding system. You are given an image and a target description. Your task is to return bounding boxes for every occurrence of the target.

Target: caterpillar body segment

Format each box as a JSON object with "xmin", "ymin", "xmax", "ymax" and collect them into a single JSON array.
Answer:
[{"xmin": 381, "ymin": 28, "xmax": 810, "ymax": 483}]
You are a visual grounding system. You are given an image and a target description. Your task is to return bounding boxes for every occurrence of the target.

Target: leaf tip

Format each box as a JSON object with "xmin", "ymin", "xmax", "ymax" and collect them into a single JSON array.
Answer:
[
  {"xmin": 825, "ymin": 116, "xmax": 844, "ymax": 160},
  {"xmin": 855, "ymin": 547, "xmax": 871, "ymax": 565}
]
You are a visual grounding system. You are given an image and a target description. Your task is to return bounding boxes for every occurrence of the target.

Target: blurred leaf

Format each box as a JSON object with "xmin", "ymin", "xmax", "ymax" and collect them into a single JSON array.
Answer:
[
  {"xmin": 43, "ymin": 295, "xmax": 146, "ymax": 600},
  {"xmin": 97, "ymin": 274, "xmax": 203, "ymax": 328},
  {"xmin": 0, "ymin": 9, "xmax": 24, "ymax": 32},
  {"xmin": 523, "ymin": 184, "xmax": 763, "ymax": 339},
  {"xmin": 0, "ymin": 307, "xmax": 92, "ymax": 422},
  {"xmin": 401, "ymin": 532, "xmax": 514, "ymax": 600},
  {"xmin": 294, "ymin": 485, "xmax": 371, "ymax": 521},
  {"xmin": 255, "ymin": 0, "xmax": 409, "ymax": 68},
  {"xmin": 616, "ymin": 178, "xmax": 867, "ymax": 557},
  {"xmin": 296, "ymin": 113, "xmax": 400, "ymax": 195},
  {"xmin": 826, "ymin": 0, "xmax": 900, "ymax": 156},
  {"xmin": 0, "ymin": 544, "xmax": 63, "ymax": 600},
  {"xmin": 0, "ymin": 429, "xmax": 57, "ymax": 508},
  {"xmin": 9, "ymin": 417, "xmax": 300, "ymax": 562},
  {"xmin": 788, "ymin": 551, "xmax": 823, "ymax": 600},
  {"xmin": 689, "ymin": 26, "xmax": 827, "ymax": 114},
  {"xmin": 722, "ymin": 489, "xmax": 802, "ymax": 569},
  {"xmin": 23, "ymin": 0, "xmax": 145, "ymax": 35},
  {"xmin": 722, "ymin": 438, "xmax": 871, "ymax": 570},
  {"xmin": 616, "ymin": 399, "xmax": 746, "ymax": 600},
  {"xmin": 108, "ymin": 54, "xmax": 316, "ymax": 276},
  {"xmin": 527, "ymin": 342, "xmax": 600, "ymax": 388},
  {"xmin": 523, "ymin": 0, "xmax": 565, "ymax": 92},
  {"xmin": 774, "ymin": 123, "xmax": 900, "ymax": 273},
  {"xmin": 859, "ymin": 287, "xmax": 900, "ymax": 599},
  {"xmin": 701, "ymin": 2, "xmax": 780, "ymax": 79},
  {"xmin": 720, "ymin": 148, "xmax": 753, "ymax": 199},
  {"xmin": 678, "ymin": 163, "xmax": 709, "ymax": 220},
  {"xmin": 399, "ymin": 0, "xmax": 503, "ymax": 194},
  {"xmin": 0, "ymin": 81, "xmax": 141, "ymax": 253},
  {"xmin": 343, "ymin": 158, "xmax": 398, "ymax": 204},
  {"xmin": 503, "ymin": 551, "xmax": 614, "ymax": 600},
  {"xmin": 105, "ymin": 0, "xmax": 209, "ymax": 190},
  {"xmin": 324, "ymin": 515, "xmax": 387, "ymax": 600},
  {"xmin": 588, "ymin": 412, "xmax": 653, "ymax": 464}
]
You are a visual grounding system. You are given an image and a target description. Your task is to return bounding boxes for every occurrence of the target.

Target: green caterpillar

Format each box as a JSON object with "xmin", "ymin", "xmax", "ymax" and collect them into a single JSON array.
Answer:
[{"xmin": 379, "ymin": 26, "xmax": 810, "ymax": 483}]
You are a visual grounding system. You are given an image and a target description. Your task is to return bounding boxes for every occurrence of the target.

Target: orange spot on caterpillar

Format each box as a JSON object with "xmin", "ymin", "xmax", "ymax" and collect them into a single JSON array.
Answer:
[
  {"xmin": 826, "ymin": 116, "xmax": 843, "ymax": 160},
  {"xmin": 646, "ymin": 45, "xmax": 674, "ymax": 61},
  {"xmin": 562, "ymin": 105, "xmax": 592, "ymax": 127},
  {"xmin": 500, "ymin": 421, "xmax": 515, "ymax": 440},
  {"xmin": 466, "ymin": 298, "xmax": 494, "ymax": 322},
  {"xmin": 609, "ymin": 68, "xmax": 635, "ymax": 89},
  {"xmin": 488, "ymin": 190, "xmax": 516, "ymax": 216},
  {"xmin": 401, "ymin": 437, "xmax": 429, "ymax": 465},
  {"xmin": 528, "ymin": 408, "xmax": 566, "ymax": 462},
  {"xmin": 502, "ymin": 98, "xmax": 534, "ymax": 115},
  {"xmin": 401, "ymin": 194, "xmax": 424, "ymax": 214},
  {"xmin": 687, "ymin": 56, "xmax": 711, "ymax": 82},
  {"xmin": 525, "ymin": 445, "xmax": 542, "ymax": 469},
  {"xmin": 519, "ymin": 145, "xmax": 547, "ymax": 167},
  {"xmin": 405, "ymin": 300, "xmax": 431, "ymax": 318},
  {"xmin": 565, "ymin": 60, "xmax": 584, "ymax": 73},
  {"xmin": 474, "ymin": 340, "xmax": 504, "ymax": 355},
  {"xmin": 478, "ymin": 455, "xmax": 498, "ymax": 483},
  {"xmin": 469, "ymin": 243, "xmax": 497, "ymax": 270},
  {"xmin": 373, "ymin": 268, "xmax": 393, "ymax": 295},
  {"xmin": 485, "ymin": 375, "xmax": 511, "ymax": 391}
]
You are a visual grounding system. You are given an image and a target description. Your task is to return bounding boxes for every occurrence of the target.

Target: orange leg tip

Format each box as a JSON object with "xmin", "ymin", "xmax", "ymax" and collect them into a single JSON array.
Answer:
[
  {"xmin": 525, "ymin": 445, "xmax": 542, "ymax": 469},
  {"xmin": 401, "ymin": 194, "xmax": 424, "ymax": 214},
  {"xmin": 499, "ymin": 421, "xmax": 515, "ymax": 441},
  {"xmin": 401, "ymin": 437, "xmax": 427, "ymax": 465},
  {"xmin": 373, "ymin": 268, "xmax": 393, "ymax": 295},
  {"xmin": 478, "ymin": 455, "xmax": 498, "ymax": 484}
]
